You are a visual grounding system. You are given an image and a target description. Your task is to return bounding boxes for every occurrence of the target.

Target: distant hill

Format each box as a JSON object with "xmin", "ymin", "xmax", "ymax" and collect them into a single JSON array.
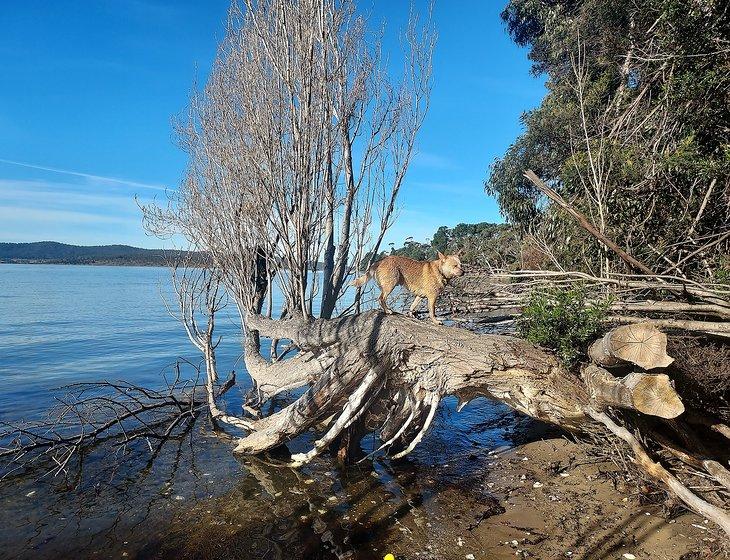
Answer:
[{"xmin": 0, "ymin": 242, "xmax": 196, "ymax": 266}]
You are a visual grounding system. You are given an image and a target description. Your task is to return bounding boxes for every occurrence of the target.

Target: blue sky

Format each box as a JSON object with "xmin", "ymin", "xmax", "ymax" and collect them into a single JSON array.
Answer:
[{"xmin": 0, "ymin": 1, "xmax": 544, "ymax": 248}]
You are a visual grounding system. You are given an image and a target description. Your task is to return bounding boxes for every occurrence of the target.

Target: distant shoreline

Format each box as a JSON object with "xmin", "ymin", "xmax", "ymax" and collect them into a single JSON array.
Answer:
[
  {"xmin": 0, "ymin": 259, "xmax": 172, "ymax": 267},
  {"xmin": 0, "ymin": 241, "xmax": 196, "ymax": 268},
  {"xmin": 0, "ymin": 242, "xmax": 328, "ymax": 270}
]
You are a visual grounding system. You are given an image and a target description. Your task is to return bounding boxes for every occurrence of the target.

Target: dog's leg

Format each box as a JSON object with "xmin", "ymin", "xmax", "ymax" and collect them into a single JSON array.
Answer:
[
  {"xmin": 427, "ymin": 294, "xmax": 443, "ymax": 324},
  {"xmin": 379, "ymin": 284, "xmax": 395, "ymax": 314},
  {"xmin": 409, "ymin": 296, "xmax": 422, "ymax": 316},
  {"xmin": 375, "ymin": 266, "xmax": 398, "ymax": 315}
]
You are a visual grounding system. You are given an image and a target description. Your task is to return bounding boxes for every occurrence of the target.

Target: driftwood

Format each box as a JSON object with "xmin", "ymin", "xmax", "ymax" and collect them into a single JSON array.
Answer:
[
  {"xmin": 224, "ymin": 310, "xmax": 730, "ymax": 536},
  {"xmin": 588, "ymin": 408, "xmax": 730, "ymax": 536},
  {"xmin": 237, "ymin": 311, "xmax": 591, "ymax": 455},
  {"xmin": 442, "ymin": 269, "xmax": 730, "ymax": 322}
]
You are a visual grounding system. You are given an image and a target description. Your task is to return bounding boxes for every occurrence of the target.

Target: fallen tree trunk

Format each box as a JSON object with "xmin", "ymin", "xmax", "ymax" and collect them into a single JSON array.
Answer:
[
  {"xmin": 230, "ymin": 311, "xmax": 729, "ymax": 537},
  {"xmin": 238, "ymin": 311, "xmax": 591, "ymax": 454}
]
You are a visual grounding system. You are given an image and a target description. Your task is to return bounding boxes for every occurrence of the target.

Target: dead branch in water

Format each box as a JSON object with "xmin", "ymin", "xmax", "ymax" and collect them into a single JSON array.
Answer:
[{"xmin": 0, "ymin": 362, "xmax": 237, "ymax": 483}]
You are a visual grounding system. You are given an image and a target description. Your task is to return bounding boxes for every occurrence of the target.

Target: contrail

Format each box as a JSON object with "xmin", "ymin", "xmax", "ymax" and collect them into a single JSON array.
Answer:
[{"xmin": 0, "ymin": 158, "xmax": 168, "ymax": 191}]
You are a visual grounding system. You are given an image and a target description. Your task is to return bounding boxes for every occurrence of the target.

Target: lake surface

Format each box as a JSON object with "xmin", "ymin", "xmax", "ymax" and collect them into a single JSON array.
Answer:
[
  {"xmin": 0, "ymin": 264, "xmax": 553, "ymax": 560},
  {"xmin": 0, "ymin": 264, "xmax": 248, "ymax": 420}
]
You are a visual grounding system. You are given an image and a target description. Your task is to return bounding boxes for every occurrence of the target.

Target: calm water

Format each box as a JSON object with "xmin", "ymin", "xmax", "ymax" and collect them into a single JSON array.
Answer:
[
  {"xmin": 0, "ymin": 264, "xmax": 251, "ymax": 420},
  {"xmin": 0, "ymin": 264, "xmax": 552, "ymax": 560}
]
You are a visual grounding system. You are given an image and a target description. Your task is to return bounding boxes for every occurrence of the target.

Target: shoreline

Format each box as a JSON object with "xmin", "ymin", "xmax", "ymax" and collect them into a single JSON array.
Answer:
[
  {"xmin": 112, "ymin": 438, "xmax": 723, "ymax": 560},
  {"xmin": 1, "ymin": 260, "xmax": 172, "ymax": 267}
]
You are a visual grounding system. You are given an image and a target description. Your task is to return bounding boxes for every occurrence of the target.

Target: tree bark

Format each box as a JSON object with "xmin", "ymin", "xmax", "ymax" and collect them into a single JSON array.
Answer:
[
  {"xmin": 232, "ymin": 311, "xmax": 730, "ymax": 536},
  {"xmin": 238, "ymin": 311, "xmax": 590, "ymax": 456}
]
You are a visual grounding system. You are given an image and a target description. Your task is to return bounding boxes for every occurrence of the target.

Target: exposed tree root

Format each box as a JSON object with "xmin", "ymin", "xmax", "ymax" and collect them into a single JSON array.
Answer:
[{"xmin": 225, "ymin": 311, "xmax": 730, "ymax": 536}]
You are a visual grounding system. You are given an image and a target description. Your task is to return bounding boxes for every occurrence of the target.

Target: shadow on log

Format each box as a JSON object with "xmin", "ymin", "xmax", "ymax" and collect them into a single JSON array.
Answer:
[{"xmin": 232, "ymin": 310, "xmax": 729, "ymax": 537}]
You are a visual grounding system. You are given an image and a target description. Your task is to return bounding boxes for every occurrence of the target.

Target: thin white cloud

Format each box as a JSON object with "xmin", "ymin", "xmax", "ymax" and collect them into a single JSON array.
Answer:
[
  {"xmin": 0, "ymin": 158, "xmax": 168, "ymax": 191},
  {"xmin": 0, "ymin": 206, "xmax": 131, "ymax": 225},
  {"xmin": 412, "ymin": 151, "xmax": 461, "ymax": 171},
  {"xmin": 0, "ymin": 179, "xmax": 148, "ymax": 208},
  {"xmin": 0, "ymin": 176, "xmax": 164, "ymax": 247}
]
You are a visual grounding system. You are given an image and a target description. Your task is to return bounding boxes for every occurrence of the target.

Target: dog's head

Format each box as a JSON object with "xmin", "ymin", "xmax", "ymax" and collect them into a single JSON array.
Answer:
[{"xmin": 437, "ymin": 251, "xmax": 464, "ymax": 279}]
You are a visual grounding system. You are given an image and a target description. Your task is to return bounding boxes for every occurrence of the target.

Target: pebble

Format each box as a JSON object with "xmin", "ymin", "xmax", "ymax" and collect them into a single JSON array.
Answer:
[
  {"xmin": 622, "ymin": 555, "xmax": 636, "ymax": 560},
  {"xmin": 25, "ymin": 491, "xmax": 36, "ymax": 498},
  {"xmin": 532, "ymin": 482, "xmax": 543, "ymax": 488},
  {"xmin": 466, "ymin": 555, "xmax": 475, "ymax": 560},
  {"xmin": 559, "ymin": 472, "xmax": 570, "ymax": 477},
  {"xmin": 457, "ymin": 537, "xmax": 464, "ymax": 547}
]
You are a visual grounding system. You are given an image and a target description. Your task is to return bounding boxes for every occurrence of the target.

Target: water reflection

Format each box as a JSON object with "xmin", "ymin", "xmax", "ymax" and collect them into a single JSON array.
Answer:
[{"xmin": 0, "ymin": 397, "xmax": 557, "ymax": 560}]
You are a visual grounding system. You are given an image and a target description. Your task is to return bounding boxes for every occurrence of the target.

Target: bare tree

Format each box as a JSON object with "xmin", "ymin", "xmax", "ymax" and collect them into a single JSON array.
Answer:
[{"xmin": 141, "ymin": 0, "xmax": 434, "ymax": 408}]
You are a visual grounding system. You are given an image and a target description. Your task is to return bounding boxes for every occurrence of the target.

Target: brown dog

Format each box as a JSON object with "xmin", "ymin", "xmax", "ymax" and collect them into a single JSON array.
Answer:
[{"xmin": 352, "ymin": 252, "xmax": 464, "ymax": 324}]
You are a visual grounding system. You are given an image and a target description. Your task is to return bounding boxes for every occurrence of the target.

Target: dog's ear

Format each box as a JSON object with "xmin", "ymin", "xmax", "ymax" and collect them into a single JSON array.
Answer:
[{"xmin": 437, "ymin": 251, "xmax": 446, "ymax": 261}]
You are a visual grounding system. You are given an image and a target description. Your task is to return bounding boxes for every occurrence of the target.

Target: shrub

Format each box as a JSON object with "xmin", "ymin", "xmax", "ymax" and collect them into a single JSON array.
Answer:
[{"xmin": 518, "ymin": 287, "xmax": 611, "ymax": 368}]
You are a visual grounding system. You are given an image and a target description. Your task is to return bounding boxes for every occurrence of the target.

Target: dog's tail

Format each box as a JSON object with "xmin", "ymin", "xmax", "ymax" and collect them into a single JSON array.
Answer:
[{"xmin": 351, "ymin": 267, "xmax": 373, "ymax": 288}]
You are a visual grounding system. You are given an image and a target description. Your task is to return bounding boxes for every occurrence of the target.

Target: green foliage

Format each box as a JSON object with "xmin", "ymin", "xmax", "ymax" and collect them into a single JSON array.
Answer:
[
  {"xmin": 431, "ymin": 222, "xmax": 520, "ymax": 266},
  {"xmin": 388, "ymin": 222, "xmax": 523, "ymax": 268},
  {"xmin": 518, "ymin": 287, "xmax": 611, "ymax": 367},
  {"xmin": 714, "ymin": 256, "xmax": 730, "ymax": 286},
  {"xmin": 390, "ymin": 240, "xmax": 435, "ymax": 261},
  {"xmin": 487, "ymin": 0, "xmax": 730, "ymax": 280}
]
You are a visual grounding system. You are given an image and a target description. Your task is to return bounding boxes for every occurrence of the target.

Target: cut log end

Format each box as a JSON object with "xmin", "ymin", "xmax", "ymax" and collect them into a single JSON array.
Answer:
[
  {"xmin": 629, "ymin": 373, "xmax": 685, "ymax": 419},
  {"xmin": 583, "ymin": 365, "xmax": 685, "ymax": 419},
  {"xmin": 590, "ymin": 323, "xmax": 674, "ymax": 370}
]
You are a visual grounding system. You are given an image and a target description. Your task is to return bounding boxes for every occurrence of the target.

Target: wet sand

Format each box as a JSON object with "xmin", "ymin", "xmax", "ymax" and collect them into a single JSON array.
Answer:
[
  {"xmin": 131, "ymin": 438, "xmax": 724, "ymax": 560},
  {"xmin": 371, "ymin": 439, "xmax": 725, "ymax": 560}
]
